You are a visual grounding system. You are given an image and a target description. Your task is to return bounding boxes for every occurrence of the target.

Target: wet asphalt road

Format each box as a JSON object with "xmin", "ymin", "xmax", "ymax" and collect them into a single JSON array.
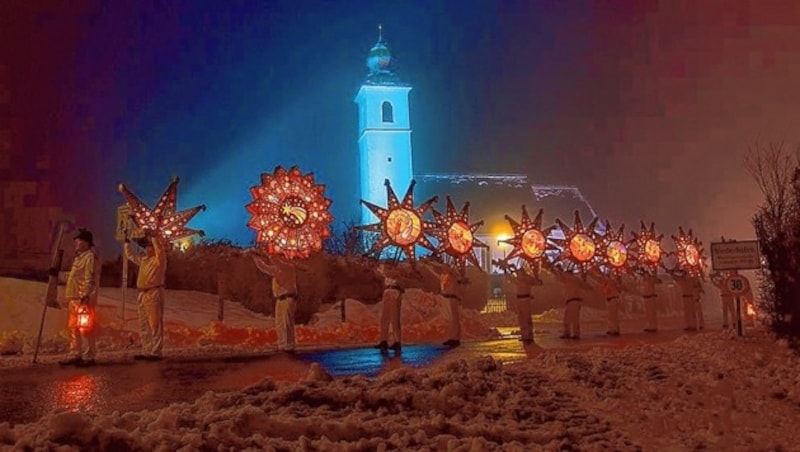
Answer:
[{"xmin": 0, "ymin": 319, "xmax": 702, "ymax": 426}]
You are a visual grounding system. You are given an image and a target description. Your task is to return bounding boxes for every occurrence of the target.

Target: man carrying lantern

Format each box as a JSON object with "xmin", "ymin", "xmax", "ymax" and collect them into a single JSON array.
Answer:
[
  {"xmin": 59, "ymin": 228, "xmax": 101, "ymax": 367},
  {"xmin": 125, "ymin": 230, "xmax": 167, "ymax": 360},
  {"xmin": 251, "ymin": 251, "xmax": 308, "ymax": 352}
]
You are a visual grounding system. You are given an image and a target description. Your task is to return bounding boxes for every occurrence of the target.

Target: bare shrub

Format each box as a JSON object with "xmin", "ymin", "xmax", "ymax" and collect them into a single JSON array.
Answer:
[{"xmin": 745, "ymin": 140, "xmax": 800, "ymax": 347}]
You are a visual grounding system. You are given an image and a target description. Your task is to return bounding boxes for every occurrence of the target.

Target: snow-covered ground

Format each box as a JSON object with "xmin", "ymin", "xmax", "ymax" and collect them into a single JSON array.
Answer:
[{"xmin": 2, "ymin": 277, "xmax": 799, "ymax": 450}]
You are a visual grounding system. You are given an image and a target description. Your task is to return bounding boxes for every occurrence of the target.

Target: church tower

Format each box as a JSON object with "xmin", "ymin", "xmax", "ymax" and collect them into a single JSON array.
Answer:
[{"xmin": 355, "ymin": 26, "xmax": 414, "ymax": 225}]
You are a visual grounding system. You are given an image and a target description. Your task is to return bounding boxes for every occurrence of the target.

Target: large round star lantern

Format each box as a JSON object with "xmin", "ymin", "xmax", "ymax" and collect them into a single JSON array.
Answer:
[
  {"xmin": 552, "ymin": 211, "xmax": 602, "ymax": 275},
  {"xmin": 357, "ymin": 179, "xmax": 438, "ymax": 260},
  {"xmin": 429, "ymin": 196, "xmax": 488, "ymax": 273},
  {"xmin": 598, "ymin": 221, "xmax": 633, "ymax": 278},
  {"xmin": 671, "ymin": 226, "xmax": 706, "ymax": 278},
  {"xmin": 496, "ymin": 205, "xmax": 555, "ymax": 275},
  {"xmin": 630, "ymin": 221, "xmax": 666, "ymax": 273},
  {"xmin": 246, "ymin": 166, "xmax": 333, "ymax": 259},
  {"xmin": 118, "ymin": 177, "xmax": 206, "ymax": 243}
]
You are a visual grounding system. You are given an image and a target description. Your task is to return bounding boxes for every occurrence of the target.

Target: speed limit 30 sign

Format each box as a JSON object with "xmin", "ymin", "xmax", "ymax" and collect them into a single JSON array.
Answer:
[{"xmin": 725, "ymin": 274, "xmax": 750, "ymax": 295}]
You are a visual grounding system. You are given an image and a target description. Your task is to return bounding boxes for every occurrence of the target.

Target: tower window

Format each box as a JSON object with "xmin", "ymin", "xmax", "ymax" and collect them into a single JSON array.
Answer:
[{"xmin": 382, "ymin": 101, "xmax": 394, "ymax": 123}]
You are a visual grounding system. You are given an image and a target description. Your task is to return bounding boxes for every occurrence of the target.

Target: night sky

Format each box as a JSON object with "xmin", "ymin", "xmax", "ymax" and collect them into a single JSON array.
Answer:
[{"xmin": 4, "ymin": 1, "xmax": 800, "ymax": 257}]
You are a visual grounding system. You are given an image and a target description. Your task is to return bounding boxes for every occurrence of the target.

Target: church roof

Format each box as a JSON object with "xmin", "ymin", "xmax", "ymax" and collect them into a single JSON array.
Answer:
[
  {"xmin": 364, "ymin": 25, "xmax": 406, "ymax": 86},
  {"xmin": 414, "ymin": 173, "xmax": 601, "ymax": 237}
]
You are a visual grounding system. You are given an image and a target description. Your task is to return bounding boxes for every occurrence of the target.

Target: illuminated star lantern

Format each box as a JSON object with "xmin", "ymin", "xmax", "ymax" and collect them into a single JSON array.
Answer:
[
  {"xmin": 552, "ymin": 210, "xmax": 602, "ymax": 275},
  {"xmin": 630, "ymin": 221, "xmax": 665, "ymax": 273},
  {"xmin": 429, "ymin": 196, "xmax": 488, "ymax": 273},
  {"xmin": 118, "ymin": 177, "xmax": 206, "ymax": 242},
  {"xmin": 246, "ymin": 166, "xmax": 333, "ymax": 259},
  {"xmin": 599, "ymin": 221, "xmax": 633, "ymax": 278},
  {"xmin": 497, "ymin": 206, "xmax": 555, "ymax": 275},
  {"xmin": 357, "ymin": 179, "xmax": 438, "ymax": 260},
  {"xmin": 671, "ymin": 226, "xmax": 706, "ymax": 278}
]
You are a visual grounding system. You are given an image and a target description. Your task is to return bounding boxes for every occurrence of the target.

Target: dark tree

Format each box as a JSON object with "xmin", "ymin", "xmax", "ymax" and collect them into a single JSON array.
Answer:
[{"xmin": 745, "ymin": 141, "xmax": 800, "ymax": 347}]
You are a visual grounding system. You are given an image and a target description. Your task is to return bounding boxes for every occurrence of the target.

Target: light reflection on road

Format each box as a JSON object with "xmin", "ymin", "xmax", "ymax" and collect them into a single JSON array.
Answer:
[{"xmin": 298, "ymin": 343, "xmax": 449, "ymax": 378}]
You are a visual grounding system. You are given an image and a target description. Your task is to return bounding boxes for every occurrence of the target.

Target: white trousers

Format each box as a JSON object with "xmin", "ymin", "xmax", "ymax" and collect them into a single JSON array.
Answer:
[
  {"xmin": 694, "ymin": 298, "xmax": 704, "ymax": 329},
  {"xmin": 516, "ymin": 295, "xmax": 533, "ymax": 341},
  {"xmin": 137, "ymin": 287, "xmax": 164, "ymax": 356},
  {"xmin": 275, "ymin": 296, "xmax": 297, "ymax": 351},
  {"xmin": 682, "ymin": 296, "xmax": 696, "ymax": 329},
  {"xmin": 67, "ymin": 299, "xmax": 96, "ymax": 360},
  {"xmin": 380, "ymin": 288, "xmax": 402, "ymax": 344},
  {"xmin": 606, "ymin": 298, "xmax": 620, "ymax": 333},
  {"xmin": 442, "ymin": 295, "xmax": 461, "ymax": 340},
  {"xmin": 643, "ymin": 295, "xmax": 658, "ymax": 330},
  {"xmin": 563, "ymin": 300, "xmax": 581, "ymax": 338}
]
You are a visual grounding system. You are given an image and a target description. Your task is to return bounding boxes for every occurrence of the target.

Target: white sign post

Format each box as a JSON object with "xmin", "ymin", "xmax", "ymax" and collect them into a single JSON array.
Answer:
[
  {"xmin": 724, "ymin": 273, "xmax": 751, "ymax": 337},
  {"xmin": 116, "ymin": 204, "xmax": 135, "ymax": 326},
  {"xmin": 710, "ymin": 240, "xmax": 761, "ymax": 271}
]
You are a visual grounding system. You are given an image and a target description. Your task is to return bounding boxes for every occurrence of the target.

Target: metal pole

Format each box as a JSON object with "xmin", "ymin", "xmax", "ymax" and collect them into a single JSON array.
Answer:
[
  {"xmin": 735, "ymin": 296, "xmax": 743, "ymax": 337},
  {"xmin": 121, "ymin": 245, "xmax": 128, "ymax": 327}
]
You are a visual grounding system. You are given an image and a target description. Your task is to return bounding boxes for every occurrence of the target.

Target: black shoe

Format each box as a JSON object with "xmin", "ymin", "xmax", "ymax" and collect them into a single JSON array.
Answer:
[
  {"xmin": 571, "ymin": 335, "xmax": 580, "ymax": 340},
  {"xmin": 389, "ymin": 342, "xmax": 402, "ymax": 351},
  {"xmin": 684, "ymin": 327, "xmax": 697, "ymax": 332},
  {"xmin": 143, "ymin": 355, "xmax": 162, "ymax": 361},
  {"xmin": 76, "ymin": 359, "xmax": 96, "ymax": 367},
  {"xmin": 443, "ymin": 339, "xmax": 461, "ymax": 347},
  {"xmin": 133, "ymin": 354, "xmax": 149, "ymax": 360},
  {"xmin": 374, "ymin": 341, "xmax": 389, "ymax": 350},
  {"xmin": 643, "ymin": 328, "xmax": 657, "ymax": 333},
  {"xmin": 58, "ymin": 356, "xmax": 83, "ymax": 366}
]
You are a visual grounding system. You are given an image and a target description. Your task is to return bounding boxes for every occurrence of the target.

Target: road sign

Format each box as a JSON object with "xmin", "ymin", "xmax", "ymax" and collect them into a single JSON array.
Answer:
[
  {"xmin": 725, "ymin": 274, "xmax": 749, "ymax": 295},
  {"xmin": 710, "ymin": 240, "xmax": 761, "ymax": 270},
  {"xmin": 115, "ymin": 204, "xmax": 135, "ymax": 242}
]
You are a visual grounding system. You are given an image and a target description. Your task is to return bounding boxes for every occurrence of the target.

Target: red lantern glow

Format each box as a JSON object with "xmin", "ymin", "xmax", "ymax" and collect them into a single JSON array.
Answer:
[{"xmin": 77, "ymin": 306, "xmax": 93, "ymax": 333}]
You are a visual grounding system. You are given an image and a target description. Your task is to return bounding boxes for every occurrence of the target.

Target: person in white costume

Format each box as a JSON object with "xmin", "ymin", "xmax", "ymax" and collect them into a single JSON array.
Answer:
[
  {"xmin": 59, "ymin": 228, "xmax": 101, "ymax": 367},
  {"xmin": 125, "ymin": 231, "xmax": 167, "ymax": 360},
  {"xmin": 252, "ymin": 251, "xmax": 307, "ymax": 352}
]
